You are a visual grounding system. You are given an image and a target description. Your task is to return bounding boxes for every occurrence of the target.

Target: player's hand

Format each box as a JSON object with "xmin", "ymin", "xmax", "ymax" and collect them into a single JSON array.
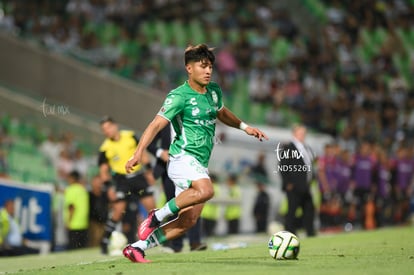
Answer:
[
  {"xmin": 125, "ymin": 155, "xmax": 140, "ymax": 173},
  {"xmin": 245, "ymin": 126, "xmax": 269, "ymax": 142},
  {"xmin": 160, "ymin": 150, "xmax": 169, "ymax": 162}
]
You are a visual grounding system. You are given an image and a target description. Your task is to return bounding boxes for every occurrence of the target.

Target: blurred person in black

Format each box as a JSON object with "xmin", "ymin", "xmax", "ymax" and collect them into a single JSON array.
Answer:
[
  {"xmin": 147, "ymin": 123, "xmax": 206, "ymax": 252},
  {"xmin": 253, "ymin": 181, "xmax": 270, "ymax": 233},
  {"xmin": 279, "ymin": 124, "xmax": 316, "ymax": 236},
  {"xmin": 250, "ymin": 152, "xmax": 270, "ymax": 233},
  {"xmin": 250, "ymin": 152, "xmax": 269, "ymax": 185},
  {"xmin": 88, "ymin": 175, "xmax": 109, "ymax": 247}
]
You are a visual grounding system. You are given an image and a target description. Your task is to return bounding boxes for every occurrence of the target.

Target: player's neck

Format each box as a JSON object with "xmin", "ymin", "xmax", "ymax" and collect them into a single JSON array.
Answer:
[
  {"xmin": 111, "ymin": 132, "xmax": 121, "ymax": 141},
  {"xmin": 188, "ymin": 79, "xmax": 207, "ymax": 94}
]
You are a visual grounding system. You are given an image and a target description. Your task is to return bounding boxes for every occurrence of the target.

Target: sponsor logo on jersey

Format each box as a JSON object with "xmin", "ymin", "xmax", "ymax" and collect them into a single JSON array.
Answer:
[
  {"xmin": 190, "ymin": 97, "xmax": 197, "ymax": 105},
  {"xmin": 192, "ymin": 107, "xmax": 200, "ymax": 116},
  {"xmin": 194, "ymin": 118, "xmax": 216, "ymax": 125}
]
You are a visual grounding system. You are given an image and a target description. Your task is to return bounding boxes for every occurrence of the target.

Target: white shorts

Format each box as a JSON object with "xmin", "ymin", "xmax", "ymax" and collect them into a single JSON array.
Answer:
[{"xmin": 167, "ymin": 154, "xmax": 210, "ymax": 196}]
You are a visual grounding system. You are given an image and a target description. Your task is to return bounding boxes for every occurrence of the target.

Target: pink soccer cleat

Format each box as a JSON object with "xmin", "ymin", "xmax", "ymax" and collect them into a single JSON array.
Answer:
[
  {"xmin": 138, "ymin": 209, "xmax": 160, "ymax": 240},
  {"xmin": 123, "ymin": 244, "xmax": 151, "ymax": 263}
]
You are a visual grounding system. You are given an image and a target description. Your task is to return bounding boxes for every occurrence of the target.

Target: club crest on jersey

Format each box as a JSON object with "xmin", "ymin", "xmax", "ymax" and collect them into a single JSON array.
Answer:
[
  {"xmin": 211, "ymin": 91, "xmax": 218, "ymax": 104},
  {"xmin": 192, "ymin": 107, "xmax": 200, "ymax": 116},
  {"xmin": 165, "ymin": 98, "xmax": 173, "ymax": 105},
  {"xmin": 160, "ymin": 97, "xmax": 173, "ymax": 113}
]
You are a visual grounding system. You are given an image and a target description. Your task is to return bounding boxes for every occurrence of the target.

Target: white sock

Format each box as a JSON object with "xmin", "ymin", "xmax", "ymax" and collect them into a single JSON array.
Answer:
[
  {"xmin": 131, "ymin": 237, "xmax": 157, "ymax": 251},
  {"xmin": 155, "ymin": 198, "xmax": 179, "ymax": 222},
  {"xmin": 155, "ymin": 206, "xmax": 172, "ymax": 222}
]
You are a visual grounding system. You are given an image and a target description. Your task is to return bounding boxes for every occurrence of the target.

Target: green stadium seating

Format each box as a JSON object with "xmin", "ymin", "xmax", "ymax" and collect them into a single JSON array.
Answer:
[
  {"xmin": 139, "ymin": 20, "xmax": 156, "ymax": 41},
  {"xmin": 188, "ymin": 20, "xmax": 206, "ymax": 44},
  {"xmin": 154, "ymin": 20, "xmax": 171, "ymax": 45},
  {"xmin": 170, "ymin": 20, "xmax": 188, "ymax": 47}
]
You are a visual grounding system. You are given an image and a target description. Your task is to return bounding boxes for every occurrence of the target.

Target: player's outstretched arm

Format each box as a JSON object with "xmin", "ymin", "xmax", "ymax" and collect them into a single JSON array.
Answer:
[
  {"xmin": 126, "ymin": 115, "xmax": 169, "ymax": 173},
  {"xmin": 217, "ymin": 107, "xmax": 268, "ymax": 141}
]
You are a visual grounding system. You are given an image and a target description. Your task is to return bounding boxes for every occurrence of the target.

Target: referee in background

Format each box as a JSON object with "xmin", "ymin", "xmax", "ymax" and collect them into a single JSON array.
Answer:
[{"xmin": 98, "ymin": 116, "xmax": 156, "ymax": 254}]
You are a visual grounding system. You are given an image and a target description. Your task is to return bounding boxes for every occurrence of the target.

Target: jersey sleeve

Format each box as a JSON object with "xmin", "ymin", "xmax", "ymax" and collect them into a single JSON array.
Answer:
[
  {"xmin": 217, "ymin": 88, "xmax": 224, "ymax": 111},
  {"xmin": 98, "ymin": 151, "xmax": 108, "ymax": 166},
  {"xmin": 157, "ymin": 92, "xmax": 184, "ymax": 121},
  {"xmin": 98, "ymin": 141, "xmax": 108, "ymax": 166}
]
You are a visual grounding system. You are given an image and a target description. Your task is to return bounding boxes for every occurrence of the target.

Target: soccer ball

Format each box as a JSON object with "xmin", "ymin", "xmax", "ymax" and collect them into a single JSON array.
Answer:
[
  {"xmin": 108, "ymin": 231, "xmax": 128, "ymax": 256},
  {"xmin": 268, "ymin": 230, "xmax": 300, "ymax": 260}
]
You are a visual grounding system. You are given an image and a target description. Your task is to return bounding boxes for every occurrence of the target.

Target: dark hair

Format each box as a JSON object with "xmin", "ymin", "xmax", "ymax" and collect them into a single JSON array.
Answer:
[
  {"xmin": 69, "ymin": 170, "xmax": 81, "ymax": 182},
  {"xmin": 228, "ymin": 173, "xmax": 238, "ymax": 182},
  {"xmin": 100, "ymin": 115, "xmax": 115, "ymax": 125},
  {"xmin": 184, "ymin": 44, "xmax": 215, "ymax": 65}
]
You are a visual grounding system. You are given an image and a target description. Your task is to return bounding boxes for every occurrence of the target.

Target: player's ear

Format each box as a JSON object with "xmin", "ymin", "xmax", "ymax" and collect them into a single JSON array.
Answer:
[{"xmin": 185, "ymin": 63, "xmax": 193, "ymax": 74}]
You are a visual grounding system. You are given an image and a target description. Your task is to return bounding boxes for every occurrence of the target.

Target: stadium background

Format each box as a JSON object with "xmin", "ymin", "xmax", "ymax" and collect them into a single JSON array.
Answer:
[{"xmin": 0, "ymin": 0, "xmax": 414, "ymax": 253}]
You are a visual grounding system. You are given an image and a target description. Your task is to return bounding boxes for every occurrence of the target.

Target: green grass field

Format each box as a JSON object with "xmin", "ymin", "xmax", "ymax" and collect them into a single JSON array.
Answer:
[{"xmin": 1, "ymin": 226, "xmax": 413, "ymax": 275}]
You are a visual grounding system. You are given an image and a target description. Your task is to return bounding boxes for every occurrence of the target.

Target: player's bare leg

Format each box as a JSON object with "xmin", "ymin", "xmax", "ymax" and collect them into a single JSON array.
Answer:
[
  {"xmin": 161, "ymin": 203, "xmax": 204, "ymax": 239},
  {"xmin": 138, "ymin": 178, "xmax": 213, "ymax": 240},
  {"xmin": 175, "ymin": 179, "xmax": 214, "ymax": 208},
  {"xmin": 125, "ymin": 204, "xmax": 204, "ymax": 263}
]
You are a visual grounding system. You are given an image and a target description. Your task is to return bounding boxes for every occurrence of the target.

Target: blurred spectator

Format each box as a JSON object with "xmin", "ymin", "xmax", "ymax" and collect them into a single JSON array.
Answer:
[
  {"xmin": 66, "ymin": 0, "xmax": 93, "ymax": 16},
  {"xmin": 200, "ymin": 174, "xmax": 220, "ymax": 237},
  {"xmin": 248, "ymin": 59, "xmax": 272, "ymax": 103},
  {"xmin": 388, "ymin": 69, "xmax": 409, "ymax": 109},
  {"xmin": 279, "ymin": 124, "xmax": 316, "ymax": 237},
  {"xmin": 0, "ymin": 149, "xmax": 7, "ymax": 178},
  {"xmin": 284, "ymin": 68, "xmax": 304, "ymax": 108},
  {"xmin": 390, "ymin": 145, "xmax": 414, "ymax": 224},
  {"xmin": 349, "ymin": 141, "xmax": 377, "ymax": 229},
  {"xmin": 0, "ymin": 199, "xmax": 39, "ymax": 256},
  {"xmin": 72, "ymin": 148, "xmax": 91, "ymax": 178},
  {"xmin": 56, "ymin": 149, "xmax": 75, "ymax": 182},
  {"xmin": 336, "ymin": 125, "xmax": 357, "ymax": 153},
  {"xmin": 250, "ymin": 152, "xmax": 269, "ymax": 185},
  {"xmin": 52, "ymin": 183, "xmax": 68, "ymax": 251},
  {"xmin": 375, "ymin": 147, "xmax": 393, "ymax": 227},
  {"xmin": 252, "ymin": 182, "xmax": 270, "ymax": 233},
  {"xmin": 88, "ymin": 175, "xmax": 109, "ymax": 247},
  {"xmin": 64, "ymin": 170, "xmax": 89, "ymax": 250},
  {"xmin": 233, "ymin": 30, "xmax": 253, "ymax": 74},
  {"xmin": 318, "ymin": 143, "xmax": 339, "ymax": 228},
  {"xmin": 216, "ymin": 43, "xmax": 238, "ymax": 94},
  {"xmin": 39, "ymin": 133, "xmax": 63, "ymax": 166},
  {"xmin": 224, "ymin": 174, "xmax": 241, "ymax": 235}
]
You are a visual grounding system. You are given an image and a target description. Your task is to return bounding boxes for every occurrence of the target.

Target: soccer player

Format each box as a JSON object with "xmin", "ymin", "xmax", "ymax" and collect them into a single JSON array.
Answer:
[
  {"xmin": 99, "ymin": 116, "xmax": 156, "ymax": 254},
  {"xmin": 122, "ymin": 44, "xmax": 268, "ymax": 263},
  {"xmin": 147, "ymin": 123, "xmax": 206, "ymax": 252}
]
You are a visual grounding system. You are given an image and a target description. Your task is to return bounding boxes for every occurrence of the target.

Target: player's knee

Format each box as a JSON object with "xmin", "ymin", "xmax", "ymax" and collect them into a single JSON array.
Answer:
[{"xmin": 199, "ymin": 185, "xmax": 214, "ymax": 201}]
